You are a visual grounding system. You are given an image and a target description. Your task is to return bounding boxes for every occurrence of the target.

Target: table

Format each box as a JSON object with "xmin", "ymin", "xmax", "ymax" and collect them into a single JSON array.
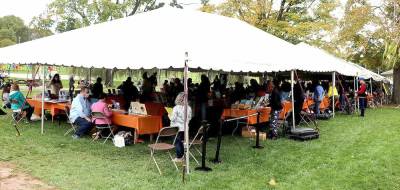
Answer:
[
  {"xmin": 221, "ymin": 107, "xmax": 271, "ymax": 124},
  {"xmin": 26, "ymin": 99, "xmax": 70, "ymax": 122},
  {"xmin": 111, "ymin": 110, "xmax": 162, "ymax": 142}
]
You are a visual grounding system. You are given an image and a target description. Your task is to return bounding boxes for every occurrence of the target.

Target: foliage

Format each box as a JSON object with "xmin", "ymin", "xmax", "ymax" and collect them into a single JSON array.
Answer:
[
  {"xmin": 31, "ymin": 0, "xmax": 166, "ymax": 33},
  {"xmin": 0, "ymin": 16, "xmax": 31, "ymax": 47},
  {"xmin": 202, "ymin": 0, "xmax": 339, "ymax": 45},
  {"xmin": 0, "ymin": 108, "xmax": 400, "ymax": 189}
]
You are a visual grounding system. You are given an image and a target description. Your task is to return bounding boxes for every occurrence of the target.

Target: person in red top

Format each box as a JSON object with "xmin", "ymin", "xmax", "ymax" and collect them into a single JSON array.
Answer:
[{"xmin": 357, "ymin": 78, "xmax": 367, "ymax": 117}]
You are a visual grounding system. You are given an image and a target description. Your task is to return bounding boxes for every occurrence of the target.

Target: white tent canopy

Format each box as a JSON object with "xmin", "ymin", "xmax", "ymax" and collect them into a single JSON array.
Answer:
[
  {"xmin": 0, "ymin": 7, "xmax": 301, "ymax": 73},
  {"xmin": 295, "ymin": 43, "xmax": 359, "ymax": 76}
]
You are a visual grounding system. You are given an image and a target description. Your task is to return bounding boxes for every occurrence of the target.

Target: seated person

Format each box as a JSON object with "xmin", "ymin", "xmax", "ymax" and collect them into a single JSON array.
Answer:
[
  {"xmin": 70, "ymin": 86, "xmax": 92, "ymax": 139},
  {"xmin": 91, "ymin": 93, "xmax": 113, "ymax": 136},
  {"xmin": 171, "ymin": 92, "xmax": 192, "ymax": 162},
  {"xmin": 9, "ymin": 83, "xmax": 34, "ymax": 122},
  {"xmin": 2, "ymin": 83, "xmax": 11, "ymax": 109}
]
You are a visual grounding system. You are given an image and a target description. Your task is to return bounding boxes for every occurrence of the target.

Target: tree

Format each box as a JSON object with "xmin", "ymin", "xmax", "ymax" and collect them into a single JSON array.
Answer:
[
  {"xmin": 0, "ymin": 15, "xmax": 31, "ymax": 47},
  {"xmin": 202, "ymin": 0, "xmax": 339, "ymax": 44},
  {"xmin": 380, "ymin": 0, "xmax": 400, "ymax": 103}
]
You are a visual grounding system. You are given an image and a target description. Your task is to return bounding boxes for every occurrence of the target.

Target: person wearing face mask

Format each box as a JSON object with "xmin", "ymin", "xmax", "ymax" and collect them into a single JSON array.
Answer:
[{"xmin": 70, "ymin": 86, "xmax": 92, "ymax": 139}]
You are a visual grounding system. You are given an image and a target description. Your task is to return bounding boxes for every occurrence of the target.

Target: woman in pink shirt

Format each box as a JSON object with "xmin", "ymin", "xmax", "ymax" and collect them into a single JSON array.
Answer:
[{"xmin": 91, "ymin": 93, "xmax": 112, "ymax": 125}]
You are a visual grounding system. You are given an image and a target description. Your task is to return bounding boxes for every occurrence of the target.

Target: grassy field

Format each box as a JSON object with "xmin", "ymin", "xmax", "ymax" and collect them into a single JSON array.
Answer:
[{"xmin": 0, "ymin": 108, "xmax": 399, "ymax": 190}]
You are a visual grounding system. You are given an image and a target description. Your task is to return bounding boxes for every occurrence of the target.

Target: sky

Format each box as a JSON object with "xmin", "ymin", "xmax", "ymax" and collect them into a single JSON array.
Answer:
[{"xmin": 0, "ymin": 0, "xmax": 383, "ymax": 25}]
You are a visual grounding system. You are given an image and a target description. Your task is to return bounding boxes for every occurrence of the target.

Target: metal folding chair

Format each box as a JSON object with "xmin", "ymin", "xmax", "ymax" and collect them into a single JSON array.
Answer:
[
  {"xmin": 64, "ymin": 107, "xmax": 77, "ymax": 136},
  {"xmin": 92, "ymin": 111, "xmax": 114, "ymax": 144},
  {"xmin": 147, "ymin": 126, "xmax": 179, "ymax": 175},
  {"xmin": 188, "ymin": 125, "xmax": 208, "ymax": 165}
]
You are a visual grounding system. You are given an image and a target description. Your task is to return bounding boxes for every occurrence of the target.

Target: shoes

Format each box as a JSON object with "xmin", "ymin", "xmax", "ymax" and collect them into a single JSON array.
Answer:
[
  {"xmin": 172, "ymin": 157, "xmax": 184, "ymax": 162},
  {"xmin": 72, "ymin": 134, "xmax": 80, "ymax": 140}
]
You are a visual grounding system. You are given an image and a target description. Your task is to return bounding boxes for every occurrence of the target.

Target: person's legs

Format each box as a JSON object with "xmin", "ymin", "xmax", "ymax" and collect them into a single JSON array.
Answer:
[
  {"xmin": 175, "ymin": 131, "xmax": 184, "ymax": 158},
  {"xmin": 359, "ymin": 97, "xmax": 365, "ymax": 117},
  {"xmin": 269, "ymin": 110, "xmax": 279, "ymax": 139},
  {"xmin": 24, "ymin": 106, "xmax": 34, "ymax": 121},
  {"xmin": 314, "ymin": 101, "xmax": 321, "ymax": 115},
  {"xmin": 74, "ymin": 117, "xmax": 93, "ymax": 137},
  {"xmin": 201, "ymin": 102, "xmax": 207, "ymax": 121}
]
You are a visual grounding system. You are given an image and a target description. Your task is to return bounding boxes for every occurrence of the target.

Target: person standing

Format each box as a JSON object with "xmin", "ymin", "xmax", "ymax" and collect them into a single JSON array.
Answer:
[
  {"xmin": 293, "ymin": 82, "xmax": 305, "ymax": 125},
  {"xmin": 268, "ymin": 80, "xmax": 283, "ymax": 139},
  {"xmin": 118, "ymin": 77, "xmax": 139, "ymax": 110},
  {"xmin": 197, "ymin": 75, "xmax": 210, "ymax": 121},
  {"xmin": 69, "ymin": 75, "xmax": 75, "ymax": 100},
  {"xmin": 313, "ymin": 81, "xmax": 324, "ymax": 115},
  {"xmin": 357, "ymin": 78, "xmax": 367, "ymax": 117},
  {"xmin": 70, "ymin": 86, "xmax": 92, "ymax": 139},
  {"xmin": 48, "ymin": 74, "xmax": 63, "ymax": 96},
  {"xmin": 91, "ymin": 77, "xmax": 103, "ymax": 102}
]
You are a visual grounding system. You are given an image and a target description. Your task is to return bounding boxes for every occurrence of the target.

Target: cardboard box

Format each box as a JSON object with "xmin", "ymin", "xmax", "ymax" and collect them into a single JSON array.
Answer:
[{"xmin": 241, "ymin": 127, "xmax": 267, "ymax": 140}]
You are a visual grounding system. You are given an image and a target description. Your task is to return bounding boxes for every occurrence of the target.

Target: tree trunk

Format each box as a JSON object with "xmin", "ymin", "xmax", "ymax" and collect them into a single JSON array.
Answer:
[
  {"xmin": 105, "ymin": 69, "xmax": 114, "ymax": 87},
  {"xmin": 393, "ymin": 67, "xmax": 400, "ymax": 104}
]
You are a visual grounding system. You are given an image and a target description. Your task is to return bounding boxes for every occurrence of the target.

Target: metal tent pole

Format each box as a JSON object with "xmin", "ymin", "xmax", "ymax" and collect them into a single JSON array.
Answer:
[
  {"xmin": 370, "ymin": 78, "xmax": 373, "ymax": 95},
  {"xmin": 41, "ymin": 64, "xmax": 45, "ymax": 134},
  {"xmin": 332, "ymin": 72, "xmax": 336, "ymax": 118},
  {"xmin": 291, "ymin": 70, "xmax": 295, "ymax": 129},
  {"xmin": 356, "ymin": 76, "xmax": 359, "ymax": 113},
  {"xmin": 183, "ymin": 52, "xmax": 190, "ymax": 174}
]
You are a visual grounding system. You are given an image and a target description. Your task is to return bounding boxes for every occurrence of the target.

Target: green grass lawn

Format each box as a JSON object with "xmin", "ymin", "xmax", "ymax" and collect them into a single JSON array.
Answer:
[{"xmin": 0, "ymin": 108, "xmax": 400, "ymax": 190}]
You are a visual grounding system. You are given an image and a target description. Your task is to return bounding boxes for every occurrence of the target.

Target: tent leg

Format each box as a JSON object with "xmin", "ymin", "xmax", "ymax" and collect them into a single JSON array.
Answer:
[
  {"xmin": 332, "ymin": 72, "xmax": 335, "ymax": 118},
  {"xmin": 370, "ymin": 78, "xmax": 373, "ymax": 95},
  {"xmin": 291, "ymin": 70, "xmax": 295, "ymax": 129},
  {"xmin": 41, "ymin": 64, "xmax": 45, "ymax": 134},
  {"xmin": 183, "ymin": 52, "xmax": 190, "ymax": 175}
]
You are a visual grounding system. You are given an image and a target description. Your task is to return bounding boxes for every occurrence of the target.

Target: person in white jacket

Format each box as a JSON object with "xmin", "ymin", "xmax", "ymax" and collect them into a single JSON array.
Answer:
[{"xmin": 171, "ymin": 92, "xmax": 192, "ymax": 162}]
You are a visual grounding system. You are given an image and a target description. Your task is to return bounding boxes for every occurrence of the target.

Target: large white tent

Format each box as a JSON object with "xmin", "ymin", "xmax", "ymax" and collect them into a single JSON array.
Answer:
[
  {"xmin": 0, "ymin": 7, "xmax": 388, "ymax": 173},
  {"xmin": 0, "ymin": 7, "xmax": 307, "ymax": 175},
  {"xmin": 0, "ymin": 7, "xmax": 301, "ymax": 73}
]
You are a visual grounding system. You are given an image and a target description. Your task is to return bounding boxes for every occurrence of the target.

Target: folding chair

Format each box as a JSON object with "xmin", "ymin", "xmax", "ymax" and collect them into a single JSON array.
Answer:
[
  {"xmin": 147, "ymin": 126, "xmax": 179, "ymax": 175},
  {"xmin": 64, "ymin": 107, "xmax": 77, "ymax": 136},
  {"xmin": 300, "ymin": 100, "xmax": 318, "ymax": 128},
  {"xmin": 188, "ymin": 125, "xmax": 208, "ymax": 165},
  {"xmin": 92, "ymin": 111, "xmax": 115, "ymax": 144},
  {"xmin": 277, "ymin": 110, "xmax": 291, "ymax": 137}
]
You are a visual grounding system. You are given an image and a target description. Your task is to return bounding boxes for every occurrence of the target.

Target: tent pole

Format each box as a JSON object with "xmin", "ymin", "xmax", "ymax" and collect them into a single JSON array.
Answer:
[
  {"xmin": 89, "ymin": 68, "xmax": 92, "ymax": 84},
  {"xmin": 356, "ymin": 76, "xmax": 359, "ymax": 113},
  {"xmin": 158, "ymin": 68, "xmax": 161, "ymax": 89},
  {"xmin": 41, "ymin": 64, "xmax": 45, "ymax": 134},
  {"xmin": 332, "ymin": 72, "xmax": 336, "ymax": 118},
  {"xmin": 183, "ymin": 52, "xmax": 190, "ymax": 174},
  {"xmin": 370, "ymin": 78, "xmax": 373, "ymax": 95},
  {"xmin": 291, "ymin": 70, "xmax": 295, "ymax": 129}
]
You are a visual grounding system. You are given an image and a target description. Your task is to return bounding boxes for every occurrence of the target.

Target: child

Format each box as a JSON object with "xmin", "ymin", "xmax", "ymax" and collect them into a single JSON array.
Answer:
[{"xmin": 171, "ymin": 92, "xmax": 192, "ymax": 162}]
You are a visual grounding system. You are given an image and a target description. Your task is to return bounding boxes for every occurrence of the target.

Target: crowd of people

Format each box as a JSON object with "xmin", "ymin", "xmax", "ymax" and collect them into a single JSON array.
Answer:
[{"xmin": 0, "ymin": 71, "xmax": 381, "ymax": 161}]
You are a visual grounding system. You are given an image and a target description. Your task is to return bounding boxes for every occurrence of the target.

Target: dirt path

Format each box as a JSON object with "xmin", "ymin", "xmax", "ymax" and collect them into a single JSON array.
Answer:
[{"xmin": 0, "ymin": 162, "xmax": 57, "ymax": 190}]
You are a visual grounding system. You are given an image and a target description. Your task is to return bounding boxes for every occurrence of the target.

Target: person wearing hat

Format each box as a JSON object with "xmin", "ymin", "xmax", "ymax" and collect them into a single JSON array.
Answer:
[{"xmin": 357, "ymin": 78, "xmax": 367, "ymax": 117}]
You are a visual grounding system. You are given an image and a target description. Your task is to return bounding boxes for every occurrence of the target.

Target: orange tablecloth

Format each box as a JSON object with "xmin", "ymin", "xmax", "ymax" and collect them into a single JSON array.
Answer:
[
  {"xmin": 27, "ymin": 99, "xmax": 70, "ymax": 121},
  {"xmin": 111, "ymin": 111, "xmax": 162, "ymax": 135},
  {"xmin": 222, "ymin": 107, "xmax": 271, "ymax": 124}
]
